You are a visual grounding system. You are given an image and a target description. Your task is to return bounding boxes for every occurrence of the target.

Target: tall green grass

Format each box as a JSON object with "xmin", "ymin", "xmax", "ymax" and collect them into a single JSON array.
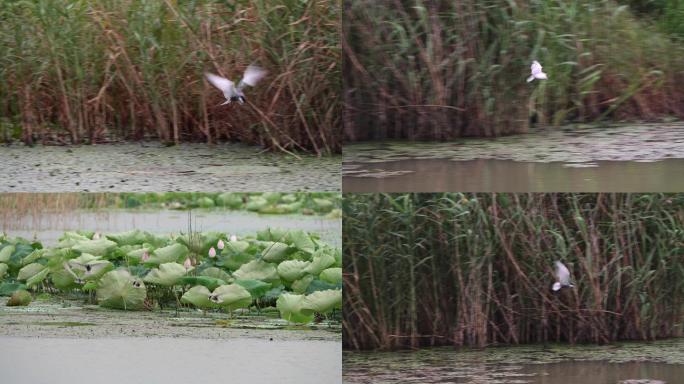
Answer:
[
  {"xmin": 0, "ymin": 0, "xmax": 341, "ymax": 154},
  {"xmin": 343, "ymin": 193, "xmax": 684, "ymax": 350},
  {"xmin": 343, "ymin": 0, "xmax": 684, "ymax": 141}
]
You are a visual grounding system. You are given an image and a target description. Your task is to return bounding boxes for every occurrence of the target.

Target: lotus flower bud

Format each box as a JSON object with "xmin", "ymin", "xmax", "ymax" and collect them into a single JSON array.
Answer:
[
  {"xmin": 184, "ymin": 258, "xmax": 192, "ymax": 270},
  {"xmin": 93, "ymin": 232, "xmax": 100, "ymax": 240},
  {"xmin": 142, "ymin": 251, "xmax": 150, "ymax": 262},
  {"xmin": 230, "ymin": 235, "xmax": 238, "ymax": 242},
  {"xmin": 209, "ymin": 247, "xmax": 217, "ymax": 258},
  {"xmin": 217, "ymin": 239, "xmax": 225, "ymax": 250}
]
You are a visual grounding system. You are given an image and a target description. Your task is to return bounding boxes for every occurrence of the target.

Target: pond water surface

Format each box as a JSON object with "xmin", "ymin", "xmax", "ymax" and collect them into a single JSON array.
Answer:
[
  {"xmin": 344, "ymin": 123, "xmax": 684, "ymax": 192},
  {"xmin": 0, "ymin": 143, "xmax": 341, "ymax": 192},
  {"xmin": 343, "ymin": 340, "xmax": 684, "ymax": 384},
  {"xmin": 0, "ymin": 336, "xmax": 341, "ymax": 384}
]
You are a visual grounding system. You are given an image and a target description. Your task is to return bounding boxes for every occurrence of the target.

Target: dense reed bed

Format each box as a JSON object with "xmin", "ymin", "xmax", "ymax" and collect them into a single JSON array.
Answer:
[
  {"xmin": 343, "ymin": 0, "xmax": 684, "ymax": 141},
  {"xmin": 343, "ymin": 193, "xmax": 684, "ymax": 350},
  {"xmin": 0, "ymin": 0, "xmax": 340, "ymax": 154}
]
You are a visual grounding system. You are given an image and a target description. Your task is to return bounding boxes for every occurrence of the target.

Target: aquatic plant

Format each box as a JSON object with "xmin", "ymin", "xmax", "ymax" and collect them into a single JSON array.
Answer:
[
  {"xmin": 343, "ymin": 193, "xmax": 684, "ymax": 350},
  {"xmin": 344, "ymin": 0, "xmax": 684, "ymax": 141},
  {"xmin": 0, "ymin": 192, "xmax": 342, "ymax": 219},
  {"xmin": 0, "ymin": 0, "xmax": 341, "ymax": 154},
  {"xmin": 0, "ymin": 228, "xmax": 342, "ymax": 323}
]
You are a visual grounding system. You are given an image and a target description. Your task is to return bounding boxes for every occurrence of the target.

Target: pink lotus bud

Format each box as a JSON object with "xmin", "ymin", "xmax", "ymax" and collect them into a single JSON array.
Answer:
[
  {"xmin": 142, "ymin": 251, "xmax": 150, "ymax": 262},
  {"xmin": 209, "ymin": 247, "xmax": 217, "ymax": 258},
  {"xmin": 230, "ymin": 235, "xmax": 238, "ymax": 242},
  {"xmin": 217, "ymin": 239, "xmax": 225, "ymax": 250},
  {"xmin": 184, "ymin": 258, "xmax": 192, "ymax": 270}
]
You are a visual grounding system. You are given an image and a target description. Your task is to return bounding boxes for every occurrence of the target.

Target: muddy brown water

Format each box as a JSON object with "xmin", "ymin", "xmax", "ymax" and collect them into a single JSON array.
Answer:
[
  {"xmin": 0, "ymin": 143, "xmax": 341, "ymax": 192},
  {"xmin": 343, "ymin": 340, "xmax": 684, "ymax": 384},
  {"xmin": 0, "ymin": 336, "xmax": 341, "ymax": 384},
  {"xmin": 343, "ymin": 158, "xmax": 684, "ymax": 192},
  {"xmin": 344, "ymin": 122, "xmax": 684, "ymax": 192},
  {"xmin": 1, "ymin": 209, "xmax": 341, "ymax": 247}
]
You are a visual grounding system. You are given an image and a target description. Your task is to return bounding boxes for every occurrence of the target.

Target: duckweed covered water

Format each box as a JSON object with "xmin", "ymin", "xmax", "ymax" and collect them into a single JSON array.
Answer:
[
  {"xmin": 344, "ymin": 123, "xmax": 684, "ymax": 192},
  {"xmin": 343, "ymin": 340, "xmax": 684, "ymax": 383},
  {"xmin": 0, "ymin": 143, "xmax": 341, "ymax": 192}
]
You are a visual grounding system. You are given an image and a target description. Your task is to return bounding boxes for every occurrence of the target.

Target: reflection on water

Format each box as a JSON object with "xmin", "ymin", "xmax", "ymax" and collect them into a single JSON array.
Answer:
[
  {"xmin": 1, "ymin": 210, "xmax": 341, "ymax": 246},
  {"xmin": 343, "ymin": 341, "xmax": 684, "ymax": 384},
  {"xmin": 0, "ymin": 336, "xmax": 341, "ymax": 384},
  {"xmin": 343, "ymin": 158, "xmax": 684, "ymax": 192},
  {"xmin": 525, "ymin": 361, "xmax": 675, "ymax": 384}
]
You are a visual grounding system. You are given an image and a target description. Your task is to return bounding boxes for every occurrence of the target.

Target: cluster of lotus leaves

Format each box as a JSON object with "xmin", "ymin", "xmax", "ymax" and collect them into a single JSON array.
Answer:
[
  {"xmin": 276, "ymin": 289, "xmax": 342, "ymax": 323},
  {"xmin": 1, "ymin": 229, "xmax": 342, "ymax": 323}
]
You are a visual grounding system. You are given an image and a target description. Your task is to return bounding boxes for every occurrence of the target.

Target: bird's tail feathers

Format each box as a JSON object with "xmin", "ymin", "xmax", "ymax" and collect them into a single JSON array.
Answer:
[{"xmin": 526, "ymin": 75, "xmax": 535, "ymax": 83}]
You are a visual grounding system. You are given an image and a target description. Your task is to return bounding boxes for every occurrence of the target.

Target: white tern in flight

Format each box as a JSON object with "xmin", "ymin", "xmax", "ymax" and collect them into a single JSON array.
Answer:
[
  {"xmin": 527, "ymin": 60, "xmax": 548, "ymax": 82},
  {"xmin": 552, "ymin": 260, "xmax": 574, "ymax": 291},
  {"xmin": 205, "ymin": 65, "xmax": 267, "ymax": 105}
]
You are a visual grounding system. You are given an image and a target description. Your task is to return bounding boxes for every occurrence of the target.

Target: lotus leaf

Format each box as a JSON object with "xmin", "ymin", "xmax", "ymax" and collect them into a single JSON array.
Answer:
[
  {"xmin": 216, "ymin": 192, "xmax": 243, "ymax": 208},
  {"xmin": 51, "ymin": 269, "xmax": 80, "ymax": 290},
  {"xmin": 286, "ymin": 230, "xmax": 316, "ymax": 255},
  {"xmin": 57, "ymin": 232, "xmax": 89, "ymax": 248},
  {"xmin": 277, "ymin": 260, "xmax": 311, "ymax": 282},
  {"xmin": 126, "ymin": 247, "xmax": 151, "ymax": 263},
  {"xmin": 72, "ymin": 238, "xmax": 117, "ymax": 256},
  {"xmin": 245, "ymin": 197, "xmax": 268, "ymax": 211},
  {"xmin": 0, "ymin": 263, "xmax": 7, "ymax": 279},
  {"xmin": 210, "ymin": 284, "xmax": 252, "ymax": 311},
  {"xmin": 17, "ymin": 263, "xmax": 46, "ymax": 281},
  {"xmin": 261, "ymin": 242, "xmax": 290, "ymax": 263},
  {"xmin": 221, "ymin": 249, "xmax": 254, "ymax": 271},
  {"xmin": 106, "ymin": 230, "xmax": 149, "ymax": 246},
  {"xmin": 199, "ymin": 267, "xmax": 232, "ymax": 283},
  {"xmin": 180, "ymin": 285, "xmax": 216, "ymax": 308},
  {"xmin": 301, "ymin": 289, "xmax": 342, "ymax": 315},
  {"xmin": 7, "ymin": 290, "xmax": 31, "ymax": 306},
  {"xmin": 197, "ymin": 197, "xmax": 215, "ymax": 208},
  {"xmin": 0, "ymin": 245, "xmax": 14, "ymax": 263},
  {"xmin": 21, "ymin": 249, "xmax": 46, "ymax": 265},
  {"xmin": 26, "ymin": 268, "xmax": 50, "ymax": 287},
  {"xmin": 319, "ymin": 268, "xmax": 342, "ymax": 285},
  {"xmin": 233, "ymin": 260, "xmax": 278, "ymax": 282},
  {"xmin": 262, "ymin": 192, "xmax": 282, "ymax": 204},
  {"xmin": 305, "ymin": 279, "xmax": 340, "ymax": 294},
  {"xmin": 256, "ymin": 227, "xmax": 288, "ymax": 242},
  {"xmin": 234, "ymin": 279, "xmax": 272, "ymax": 299},
  {"xmin": 281, "ymin": 194, "xmax": 298, "ymax": 203},
  {"xmin": 313, "ymin": 198, "xmax": 333, "ymax": 212},
  {"xmin": 0, "ymin": 282, "xmax": 27, "ymax": 296},
  {"xmin": 178, "ymin": 276, "xmax": 226, "ymax": 291},
  {"xmin": 291, "ymin": 275, "xmax": 314, "ymax": 294},
  {"xmin": 276, "ymin": 293, "xmax": 314, "ymax": 324},
  {"xmin": 225, "ymin": 240, "xmax": 249, "ymax": 254},
  {"xmin": 143, "ymin": 262, "xmax": 188, "ymax": 286},
  {"xmin": 96, "ymin": 270, "xmax": 146, "ymax": 310},
  {"xmin": 148, "ymin": 243, "xmax": 188, "ymax": 265},
  {"xmin": 302, "ymin": 249, "xmax": 336, "ymax": 275}
]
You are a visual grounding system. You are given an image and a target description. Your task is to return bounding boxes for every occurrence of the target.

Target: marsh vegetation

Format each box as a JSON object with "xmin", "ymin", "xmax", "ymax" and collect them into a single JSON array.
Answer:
[
  {"xmin": 343, "ymin": 193, "xmax": 684, "ymax": 351},
  {"xmin": 0, "ymin": 0, "xmax": 340, "ymax": 154},
  {"xmin": 343, "ymin": 0, "xmax": 684, "ymax": 141}
]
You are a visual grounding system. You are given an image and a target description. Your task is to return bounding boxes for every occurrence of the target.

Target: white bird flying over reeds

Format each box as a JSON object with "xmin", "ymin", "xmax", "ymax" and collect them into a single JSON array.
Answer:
[
  {"xmin": 552, "ymin": 260, "xmax": 574, "ymax": 291},
  {"xmin": 527, "ymin": 60, "xmax": 548, "ymax": 82},
  {"xmin": 205, "ymin": 65, "xmax": 267, "ymax": 105}
]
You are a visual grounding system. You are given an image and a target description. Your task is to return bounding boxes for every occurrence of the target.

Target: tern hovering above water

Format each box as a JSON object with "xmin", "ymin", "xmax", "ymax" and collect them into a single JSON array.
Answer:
[
  {"xmin": 527, "ymin": 60, "xmax": 548, "ymax": 82},
  {"xmin": 205, "ymin": 65, "xmax": 267, "ymax": 105},
  {"xmin": 552, "ymin": 260, "xmax": 575, "ymax": 291}
]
